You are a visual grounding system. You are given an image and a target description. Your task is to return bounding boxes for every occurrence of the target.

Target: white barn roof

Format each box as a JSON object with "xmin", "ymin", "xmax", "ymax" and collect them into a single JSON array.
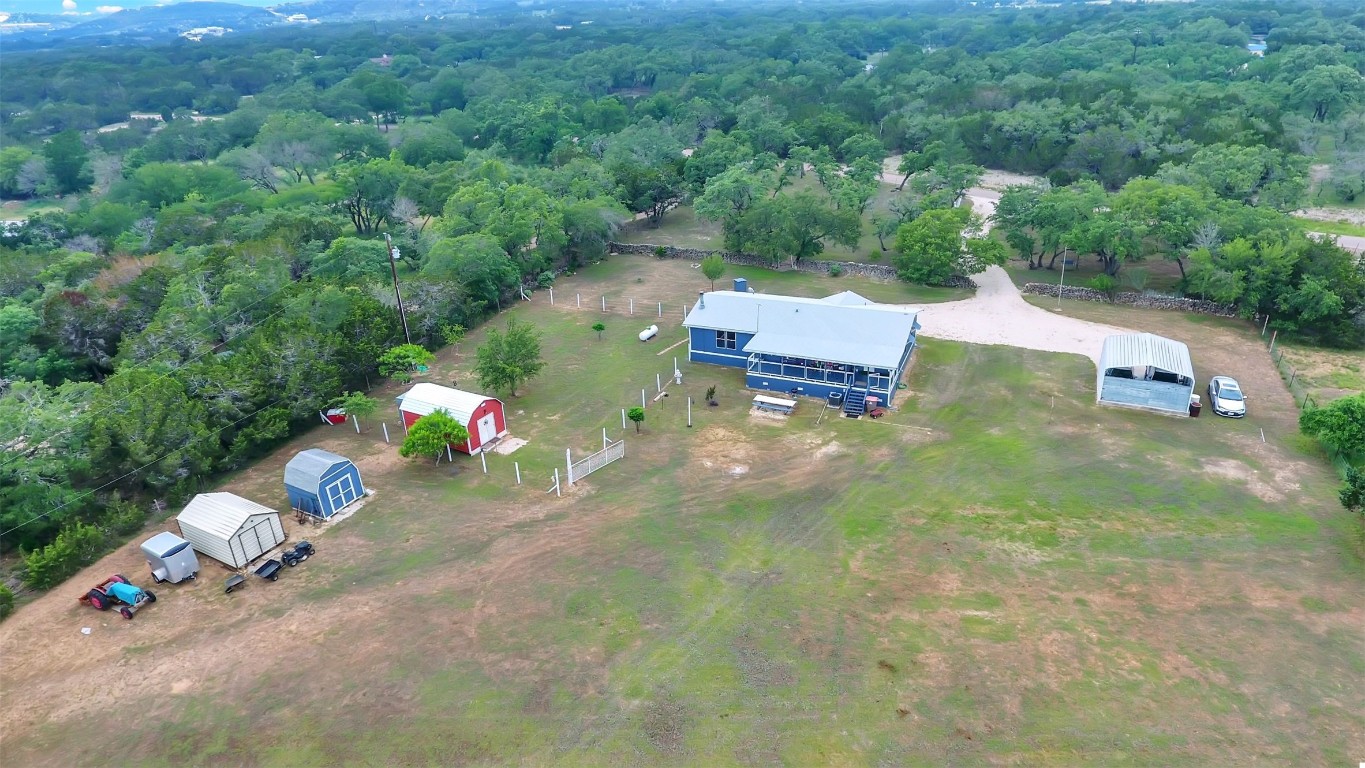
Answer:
[
  {"xmin": 177, "ymin": 493, "xmax": 278, "ymax": 538},
  {"xmin": 684, "ymin": 291, "xmax": 920, "ymax": 369},
  {"xmin": 284, "ymin": 448, "xmax": 351, "ymax": 489},
  {"xmin": 1098, "ymin": 333, "xmax": 1194, "ymax": 379},
  {"xmin": 397, "ymin": 383, "xmax": 497, "ymax": 425}
]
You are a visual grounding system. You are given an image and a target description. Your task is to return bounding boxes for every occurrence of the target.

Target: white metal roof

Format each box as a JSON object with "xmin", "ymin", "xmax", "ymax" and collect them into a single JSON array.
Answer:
[
  {"xmin": 684, "ymin": 291, "xmax": 920, "ymax": 369},
  {"xmin": 1098, "ymin": 333, "xmax": 1194, "ymax": 378},
  {"xmin": 284, "ymin": 448, "xmax": 351, "ymax": 490},
  {"xmin": 821, "ymin": 290, "xmax": 875, "ymax": 306},
  {"xmin": 397, "ymin": 382, "xmax": 498, "ymax": 425},
  {"xmin": 176, "ymin": 493, "xmax": 279, "ymax": 538}
]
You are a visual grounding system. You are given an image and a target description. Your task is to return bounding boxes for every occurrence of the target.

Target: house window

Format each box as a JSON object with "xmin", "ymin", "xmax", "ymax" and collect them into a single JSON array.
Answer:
[{"xmin": 715, "ymin": 330, "xmax": 737, "ymax": 350}]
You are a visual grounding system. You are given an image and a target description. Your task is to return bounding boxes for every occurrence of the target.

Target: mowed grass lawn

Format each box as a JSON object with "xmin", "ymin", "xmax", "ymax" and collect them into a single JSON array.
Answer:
[{"xmin": 2, "ymin": 260, "xmax": 1361, "ymax": 766}]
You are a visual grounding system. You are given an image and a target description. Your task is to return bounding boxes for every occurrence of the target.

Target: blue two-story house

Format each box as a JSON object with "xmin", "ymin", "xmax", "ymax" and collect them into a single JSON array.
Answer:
[{"xmin": 683, "ymin": 282, "xmax": 922, "ymax": 416}]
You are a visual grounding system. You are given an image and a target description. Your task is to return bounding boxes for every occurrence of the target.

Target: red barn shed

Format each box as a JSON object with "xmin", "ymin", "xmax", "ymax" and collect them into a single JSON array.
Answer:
[{"xmin": 396, "ymin": 383, "xmax": 508, "ymax": 455}]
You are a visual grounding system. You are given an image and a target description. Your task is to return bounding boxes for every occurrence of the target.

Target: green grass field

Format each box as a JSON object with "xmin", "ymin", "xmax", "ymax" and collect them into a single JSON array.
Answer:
[
  {"xmin": 3, "ymin": 257, "xmax": 1361, "ymax": 766},
  {"xmin": 1295, "ymin": 216, "xmax": 1365, "ymax": 238}
]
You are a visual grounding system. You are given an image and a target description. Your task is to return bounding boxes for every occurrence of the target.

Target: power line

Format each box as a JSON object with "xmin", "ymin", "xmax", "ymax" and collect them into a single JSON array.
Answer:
[
  {"xmin": 0, "ymin": 263, "xmax": 339, "ymax": 468},
  {"xmin": 0, "ymin": 397, "xmax": 286, "ymax": 540}
]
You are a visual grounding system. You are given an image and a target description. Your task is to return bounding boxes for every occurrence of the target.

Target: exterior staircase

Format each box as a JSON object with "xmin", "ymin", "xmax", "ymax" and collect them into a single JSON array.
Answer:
[{"xmin": 842, "ymin": 386, "xmax": 867, "ymax": 418}]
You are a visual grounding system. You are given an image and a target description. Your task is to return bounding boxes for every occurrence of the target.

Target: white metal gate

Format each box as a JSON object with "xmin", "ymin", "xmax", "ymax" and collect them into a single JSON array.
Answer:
[{"xmin": 567, "ymin": 439, "xmax": 626, "ymax": 484}]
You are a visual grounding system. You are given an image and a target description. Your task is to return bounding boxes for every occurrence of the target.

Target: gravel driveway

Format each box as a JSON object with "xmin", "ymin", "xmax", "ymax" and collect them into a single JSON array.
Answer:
[{"xmin": 909, "ymin": 191, "xmax": 1134, "ymax": 367}]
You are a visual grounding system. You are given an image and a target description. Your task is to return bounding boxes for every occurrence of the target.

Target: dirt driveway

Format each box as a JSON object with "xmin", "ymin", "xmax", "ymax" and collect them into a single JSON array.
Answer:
[
  {"xmin": 908, "ymin": 190, "xmax": 1136, "ymax": 367},
  {"xmin": 914, "ymin": 266, "xmax": 1132, "ymax": 367}
]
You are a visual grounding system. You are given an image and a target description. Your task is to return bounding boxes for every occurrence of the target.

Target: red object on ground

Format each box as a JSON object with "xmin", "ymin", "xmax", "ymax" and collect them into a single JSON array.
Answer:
[{"xmin": 321, "ymin": 409, "xmax": 348, "ymax": 425}]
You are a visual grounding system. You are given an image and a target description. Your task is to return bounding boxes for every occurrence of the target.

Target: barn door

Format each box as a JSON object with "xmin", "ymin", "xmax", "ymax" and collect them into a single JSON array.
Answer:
[
  {"xmin": 325, "ymin": 475, "xmax": 356, "ymax": 513},
  {"xmin": 477, "ymin": 413, "xmax": 497, "ymax": 444}
]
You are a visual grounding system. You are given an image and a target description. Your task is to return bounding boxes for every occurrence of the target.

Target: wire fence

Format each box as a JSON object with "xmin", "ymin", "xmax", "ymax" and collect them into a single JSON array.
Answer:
[
  {"xmin": 541, "ymin": 287, "xmax": 692, "ymax": 325},
  {"xmin": 1261, "ymin": 321, "xmax": 1352, "ymax": 475},
  {"xmin": 1265, "ymin": 330, "xmax": 1319, "ymax": 412}
]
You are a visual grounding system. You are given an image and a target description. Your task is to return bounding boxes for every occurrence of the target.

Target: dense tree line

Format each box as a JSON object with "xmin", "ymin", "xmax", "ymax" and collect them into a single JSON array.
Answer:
[{"xmin": 1, "ymin": 0, "xmax": 1363, "ymax": 579}]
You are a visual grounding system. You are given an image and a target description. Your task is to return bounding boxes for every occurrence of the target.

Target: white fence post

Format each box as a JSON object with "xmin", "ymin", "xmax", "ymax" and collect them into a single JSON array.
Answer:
[
  {"xmin": 621, "ymin": 408, "xmax": 627, "ymax": 429},
  {"xmin": 480, "ymin": 451, "xmax": 487, "ymax": 474},
  {"xmin": 641, "ymin": 389, "xmax": 647, "ymax": 409},
  {"xmin": 566, "ymin": 448, "xmax": 573, "ymax": 486},
  {"xmin": 353, "ymin": 415, "xmax": 361, "ymax": 434},
  {"xmin": 550, "ymin": 287, "xmax": 554, "ymax": 305},
  {"xmin": 657, "ymin": 301, "xmax": 662, "ymax": 318},
  {"xmin": 602, "ymin": 296, "xmax": 606, "ymax": 312},
  {"xmin": 688, "ymin": 397, "xmax": 692, "ymax": 428},
  {"xmin": 554, "ymin": 468, "xmax": 561, "ymax": 497},
  {"xmin": 602, "ymin": 427, "xmax": 608, "ymax": 449},
  {"xmin": 576, "ymin": 293, "xmax": 581, "ymax": 308},
  {"xmin": 382, "ymin": 423, "xmax": 390, "ymax": 443},
  {"xmin": 447, "ymin": 445, "xmax": 453, "ymax": 463},
  {"xmin": 515, "ymin": 461, "xmax": 521, "ymax": 485},
  {"xmin": 630, "ymin": 298, "xmax": 634, "ymax": 315},
  {"xmin": 657, "ymin": 373, "xmax": 662, "ymax": 393}
]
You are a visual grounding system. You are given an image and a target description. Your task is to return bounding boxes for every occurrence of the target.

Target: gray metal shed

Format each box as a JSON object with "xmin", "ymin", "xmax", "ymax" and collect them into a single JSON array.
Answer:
[
  {"xmin": 1096, "ymin": 333, "xmax": 1196, "ymax": 417},
  {"xmin": 176, "ymin": 493, "xmax": 285, "ymax": 568}
]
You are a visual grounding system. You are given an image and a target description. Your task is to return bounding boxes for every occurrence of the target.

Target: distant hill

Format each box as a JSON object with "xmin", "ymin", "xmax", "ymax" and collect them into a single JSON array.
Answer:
[{"xmin": 0, "ymin": 0, "xmax": 480, "ymax": 49}]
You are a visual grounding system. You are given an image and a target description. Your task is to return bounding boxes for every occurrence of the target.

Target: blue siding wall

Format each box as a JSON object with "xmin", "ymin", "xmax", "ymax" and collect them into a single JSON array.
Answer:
[
  {"xmin": 286, "ymin": 486, "xmax": 323, "ymax": 517},
  {"xmin": 746, "ymin": 374, "xmax": 845, "ymax": 401},
  {"xmin": 688, "ymin": 327, "xmax": 752, "ymax": 368}
]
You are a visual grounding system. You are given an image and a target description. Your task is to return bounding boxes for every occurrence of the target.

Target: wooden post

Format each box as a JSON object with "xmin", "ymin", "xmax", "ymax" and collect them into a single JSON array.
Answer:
[
  {"xmin": 1269, "ymin": 330, "xmax": 1277, "ymax": 353},
  {"xmin": 515, "ymin": 461, "xmax": 522, "ymax": 485},
  {"xmin": 382, "ymin": 423, "xmax": 390, "ymax": 444},
  {"xmin": 480, "ymin": 450, "xmax": 487, "ymax": 474}
]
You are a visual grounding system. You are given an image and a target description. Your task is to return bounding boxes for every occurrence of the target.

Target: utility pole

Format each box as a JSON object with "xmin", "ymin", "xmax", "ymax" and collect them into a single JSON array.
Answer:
[{"xmin": 384, "ymin": 232, "xmax": 411, "ymax": 344}]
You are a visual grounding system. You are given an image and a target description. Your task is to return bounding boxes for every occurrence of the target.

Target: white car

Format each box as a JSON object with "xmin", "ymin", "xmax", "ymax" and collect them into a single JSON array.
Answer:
[{"xmin": 1207, "ymin": 376, "xmax": 1247, "ymax": 418}]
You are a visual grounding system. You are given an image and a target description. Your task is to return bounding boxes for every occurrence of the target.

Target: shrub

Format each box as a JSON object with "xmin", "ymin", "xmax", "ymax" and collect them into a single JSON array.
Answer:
[
  {"xmin": 101, "ymin": 499, "xmax": 146, "ymax": 537},
  {"xmin": 0, "ymin": 584, "xmax": 14, "ymax": 621},
  {"xmin": 537, "ymin": 271, "xmax": 555, "ymax": 288},
  {"xmin": 653, "ymin": 245, "xmax": 668, "ymax": 259},
  {"xmin": 23, "ymin": 522, "xmax": 106, "ymax": 590},
  {"xmin": 828, "ymin": 263, "xmax": 844, "ymax": 277},
  {"xmin": 1088, "ymin": 275, "xmax": 1118, "ymax": 298}
]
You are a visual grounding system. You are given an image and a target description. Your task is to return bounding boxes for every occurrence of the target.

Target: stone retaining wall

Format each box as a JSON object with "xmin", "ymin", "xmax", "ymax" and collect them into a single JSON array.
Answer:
[
  {"xmin": 607, "ymin": 242, "xmax": 975, "ymax": 290},
  {"xmin": 1021, "ymin": 283, "xmax": 1237, "ymax": 317}
]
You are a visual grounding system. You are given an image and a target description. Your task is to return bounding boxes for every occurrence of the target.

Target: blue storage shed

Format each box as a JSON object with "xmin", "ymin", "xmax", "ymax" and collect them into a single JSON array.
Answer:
[{"xmin": 284, "ymin": 448, "xmax": 365, "ymax": 519}]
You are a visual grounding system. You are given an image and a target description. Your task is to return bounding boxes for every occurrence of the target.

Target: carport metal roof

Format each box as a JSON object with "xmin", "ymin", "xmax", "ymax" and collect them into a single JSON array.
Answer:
[{"xmin": 1098, "ymin": 333, "xmax": 1194, "ymax": 379}]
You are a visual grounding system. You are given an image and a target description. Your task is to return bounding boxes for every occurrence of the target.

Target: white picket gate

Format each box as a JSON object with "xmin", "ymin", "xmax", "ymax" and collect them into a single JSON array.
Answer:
[{"xmin": 567, "ymin": 440, "xmax": 626, "ymax": 484}]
